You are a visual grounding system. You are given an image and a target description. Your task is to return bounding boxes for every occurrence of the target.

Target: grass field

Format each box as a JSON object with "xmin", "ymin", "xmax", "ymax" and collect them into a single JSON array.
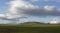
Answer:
[{"xmin": 0, "ymin": 24, "xmax": 60, "ymax": 33}]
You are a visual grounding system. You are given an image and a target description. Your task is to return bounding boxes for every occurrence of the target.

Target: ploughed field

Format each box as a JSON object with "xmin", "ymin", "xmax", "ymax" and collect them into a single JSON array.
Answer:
[{"xmin": 0, "ymin": 24, "xmax": 60, "ymax": 33}]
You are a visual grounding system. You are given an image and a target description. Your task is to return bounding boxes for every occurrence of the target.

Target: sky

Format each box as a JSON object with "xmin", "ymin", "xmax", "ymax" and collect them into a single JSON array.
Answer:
[{"xmin": 0, "ymin": 0, "xmax": 60, "ymax": 24}]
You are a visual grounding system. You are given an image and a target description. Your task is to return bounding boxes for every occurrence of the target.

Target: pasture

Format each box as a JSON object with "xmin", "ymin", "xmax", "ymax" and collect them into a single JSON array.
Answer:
[{"xmin": 0, "ymin": 24, "xmax": 60, "ymax": 33}]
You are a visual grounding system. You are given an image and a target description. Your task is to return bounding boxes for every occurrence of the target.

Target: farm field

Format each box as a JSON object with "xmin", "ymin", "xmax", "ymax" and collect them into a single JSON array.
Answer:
[{"xmin": 0, "ymin": 24, "xmax": 60, "ymax": 33}]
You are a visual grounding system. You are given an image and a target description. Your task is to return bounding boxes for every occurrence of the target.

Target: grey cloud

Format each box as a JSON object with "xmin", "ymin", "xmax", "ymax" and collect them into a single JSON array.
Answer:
[
  {"xmin": 16, "ymin": 6, "xmax": 60, "ymax": 17},
  {"xmin": 0, "ymin": 0, "xmax": 60, "ymax": 24},
  {"xmin": 55, "ymin": 0, "xmax": 60, "ymax": 2}
]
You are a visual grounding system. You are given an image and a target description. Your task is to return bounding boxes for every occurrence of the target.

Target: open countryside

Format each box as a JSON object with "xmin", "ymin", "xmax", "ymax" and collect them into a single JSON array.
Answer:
[
  {"xmin": 0, "ymin": 0, "xmax": 60, "ymax": 33},
  {"xmin": 0, "ymin": 22, "xmax": 60, "ymax": 33}
]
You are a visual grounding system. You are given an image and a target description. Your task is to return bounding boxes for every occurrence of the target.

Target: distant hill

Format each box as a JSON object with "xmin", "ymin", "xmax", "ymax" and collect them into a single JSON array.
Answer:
[
  {"xmin": 19, "ymin": 21, "xmax": 46, "ymax": 25},
  {"xmin": 0, "ymin": 21, "xmax": 45, "ymax": 26},
  {"xmin": 0, "ymin": 21, "xmax": 60, "ymax": 26}
]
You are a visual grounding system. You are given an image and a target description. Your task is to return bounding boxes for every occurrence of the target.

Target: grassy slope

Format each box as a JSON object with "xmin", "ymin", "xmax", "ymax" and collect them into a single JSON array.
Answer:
[{"xmin": 0, "ymin": 24, "xmax": 60, "ymax": 33}]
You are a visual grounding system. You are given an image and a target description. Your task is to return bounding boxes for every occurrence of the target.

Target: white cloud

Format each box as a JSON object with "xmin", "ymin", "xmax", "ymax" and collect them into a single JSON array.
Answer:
[
  {"xmin": 0, "ymin": 0, "xmax": 40, "ymax": 24},
  {"xmin": 0, "ymin": 14, "xmax": 6, "ymax": 17},
  {"xmin": 44, "ymin": 6, "xmax": 56, "ymax": 11},
  {"xmin": 0, "ymin": 0, "xmax": 60, "ymax": 19},
  {"xmin": 7, "ymin": 0, "xmax": 40, "ymax": 18},
  {"xmin": 0, "ymin": 0, "xmax": 60, "ymax": 24}
]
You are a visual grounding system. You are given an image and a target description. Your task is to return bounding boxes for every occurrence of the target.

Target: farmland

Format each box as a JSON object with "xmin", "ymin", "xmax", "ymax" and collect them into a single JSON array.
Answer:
[{"xmin": 0, "ymin": 24, "xmax": 60, "ymax": 33}]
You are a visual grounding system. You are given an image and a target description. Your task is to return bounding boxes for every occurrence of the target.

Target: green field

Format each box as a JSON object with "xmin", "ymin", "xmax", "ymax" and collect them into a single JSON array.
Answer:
[{"xmin": 0, "ymin": 24, "xmax": 60, "ymax": 33}]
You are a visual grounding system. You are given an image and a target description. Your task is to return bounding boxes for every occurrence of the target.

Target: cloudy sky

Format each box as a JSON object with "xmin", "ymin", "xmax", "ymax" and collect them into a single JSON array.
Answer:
[{"xmin": 0, "ymin": 0, "xmax": 60, "ymax": 24}]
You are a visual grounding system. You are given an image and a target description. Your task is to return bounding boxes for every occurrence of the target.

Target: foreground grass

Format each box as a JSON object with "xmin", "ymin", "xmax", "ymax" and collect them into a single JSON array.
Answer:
[{"xmin": 0, "ymin": 24, "xmax": 60, "ymax": 33}]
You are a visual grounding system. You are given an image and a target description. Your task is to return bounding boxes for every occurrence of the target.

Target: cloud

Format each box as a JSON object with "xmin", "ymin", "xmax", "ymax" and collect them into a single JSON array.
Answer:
[
  {"xmin": 44, "ymin": 6, "xmax": 56, "ymax": 11},
  {"xmin": 30, "ymin": 0, "xmax": 60, "ymax": 2},
  {"xmin": 30, "ymin": 0, "xmax": 37, "ymax": 2},
  {"xmin": 0, "ymin": 0, "xmax": 60, "ymax": 18},
  {"xmin": 30, "ymin": 0, "xmax": 49, "ymax": 2},
  {"xmin": 15, "ymin": 5, "xmax": 60, "ymax": 16},
  {"xmin": 7, "ymin": 0, "xmax": 40, "ymax": 18},
  {"xmin": 55, "ymin": 0, "xmax": 60, "ymax": 2},
  {"xmin": 0, "ymin": 0, "xmax": 60, "ymax": 24},
  {"xmin": 31, "ymin": 0, "xmax": 60, "ymax": 2},
  {"xmin": 7, "ymin": 0, "xmax": 60, "ymax": 17}
]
